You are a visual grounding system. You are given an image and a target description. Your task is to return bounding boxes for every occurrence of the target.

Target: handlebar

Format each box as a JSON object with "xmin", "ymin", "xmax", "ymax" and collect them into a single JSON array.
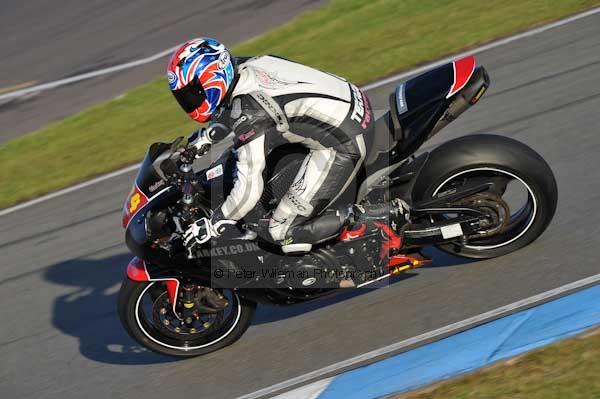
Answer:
[{"xmin": 170, "ymin": 141, "xmax": 214, "ymax": 223}]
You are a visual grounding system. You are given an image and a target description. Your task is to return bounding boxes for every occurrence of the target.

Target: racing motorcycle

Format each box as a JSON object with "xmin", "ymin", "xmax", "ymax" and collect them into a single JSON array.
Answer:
[{"xmin": 118, "ymin": 56, "xmax": 558, "ymax": 357}]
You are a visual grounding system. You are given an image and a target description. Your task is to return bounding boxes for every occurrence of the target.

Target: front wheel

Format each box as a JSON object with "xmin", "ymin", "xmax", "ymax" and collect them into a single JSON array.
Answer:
[
  {"xmin": 118, "ymin": 278, "xmax": 255, "ymax": 357},
  {"xmin": 411, "ymin": 134, "xmax": 558, "ymax": 259}
]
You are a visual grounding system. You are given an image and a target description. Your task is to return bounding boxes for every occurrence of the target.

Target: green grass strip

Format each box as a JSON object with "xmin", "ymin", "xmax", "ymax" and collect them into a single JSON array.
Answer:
[
  {"xmin": 397, "ymin": 329, "xmax": 600, "ymax": 399},
  {"xmin": 1, "ymin": 0, "xmax": 599, "ymax": 209}
]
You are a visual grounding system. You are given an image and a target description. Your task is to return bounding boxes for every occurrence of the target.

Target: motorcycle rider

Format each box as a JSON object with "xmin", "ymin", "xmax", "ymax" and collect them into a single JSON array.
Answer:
[{"xmin": 167, "ymin": 38, "xmax": 376, "ymax": 253}]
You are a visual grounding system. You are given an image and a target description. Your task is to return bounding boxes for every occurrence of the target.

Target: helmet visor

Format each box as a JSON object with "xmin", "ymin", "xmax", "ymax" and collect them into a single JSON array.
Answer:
[{"xmin": 172, "ymin": 76, "xmax": 206, "ymax": 113}]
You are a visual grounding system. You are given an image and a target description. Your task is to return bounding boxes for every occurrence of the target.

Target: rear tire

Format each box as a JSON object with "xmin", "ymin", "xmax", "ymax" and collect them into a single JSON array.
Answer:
[
  {"xmin": 118, "ymin": 277, "xmax": 255, "ymax": 357},
  {"xmin": 412, "ymin": 134, "xmax": 557, "ymax": 259}
]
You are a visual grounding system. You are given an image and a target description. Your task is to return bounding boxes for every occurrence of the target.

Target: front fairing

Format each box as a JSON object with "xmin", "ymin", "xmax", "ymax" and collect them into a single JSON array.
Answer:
[
  {"xmin": 125, "ymin": 190, "xmax": 183, "ymax": 266},
  {"xmin": 122, "ymin": 141, "xmax": 177, "ymax": 229},
  {"xmin": 122, "ymin": 141, "xmax": 183, "ymax": 267},
  {"xmin": 122, "ymin": 140, "xmax": 238, "ymax": 268}
]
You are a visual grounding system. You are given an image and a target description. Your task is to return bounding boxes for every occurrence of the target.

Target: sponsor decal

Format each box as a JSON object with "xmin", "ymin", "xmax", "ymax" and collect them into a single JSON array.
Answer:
[
  {"xmin": 470, "ymin": 85, "xmax": 487, "ymax": 105},
  {"xmin": 256, "ymin": 93, "xmax": 276, "ymax": 115},
  {"xmin": 232, "ymin": 114, "xmax": 248, "ymax": 131},
  {"xmin": 206, "ymin": 164, "xmax": 224, "ymax": 180},
  {"xmin": 238, "ymin": 129, "xmax": 256, "ymax": 142},
  {"xmin": 218, "ymin": 51, "xmax": 230, "ymax": 69},
  {"xmin": 350, "ymin": 84, "xmax": 372, "ymax": 129},
  {"xmin": 198, "ymin": 242, "xmax": 261, "ymax": 257},
  {"xmin": 254, "ymin": 67, "xmax": 300, "ymax": 89},
  {"xmin": 361, "ymin": 91, "xmax": 372, "ymax": 129},
  {"xmin": 285, "ymin": 191, "xmax": 313, "ymax": 216},
  {"xmin": 251, "ymin": 91, "xmax": 289, "ymax": 132},
  {"xmin": 396, "ymin": 83, "xmax": 408, "ymax": 115},
  {"xmin": 148, "ymin": 180, "xmax": 165, "ymax": 193},
  {"xmin": 167, "ymin": 71, "xmax": 177, "ymax": 89},
  {"xmin": 302, "ymin": 277, "xmax": 317, "ymax": 286}
]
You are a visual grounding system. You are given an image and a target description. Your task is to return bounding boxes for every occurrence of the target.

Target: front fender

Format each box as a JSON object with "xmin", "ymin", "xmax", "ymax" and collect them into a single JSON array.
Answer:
[{"xmin": 126, "ymin": 257, "xmax": 180, "ymax": 314}]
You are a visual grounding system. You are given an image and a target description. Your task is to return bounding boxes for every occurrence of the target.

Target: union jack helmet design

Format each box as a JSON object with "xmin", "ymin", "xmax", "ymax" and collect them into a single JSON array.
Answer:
[{"xmin": 167, "ymin": 38, "xmax": 236, "ymax": 122}]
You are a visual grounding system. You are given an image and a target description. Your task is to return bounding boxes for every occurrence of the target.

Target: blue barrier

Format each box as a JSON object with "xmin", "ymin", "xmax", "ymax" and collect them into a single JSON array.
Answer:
[{"xmin": 313, "ymin": 283, "xmax": 600, "ymax": 398}]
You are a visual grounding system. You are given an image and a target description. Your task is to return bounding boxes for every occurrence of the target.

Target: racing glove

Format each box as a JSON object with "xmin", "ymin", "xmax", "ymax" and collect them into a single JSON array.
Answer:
[
  {"xmin": 187, "ymin": 124, "xmax": 231, "ymax": 157},
  {"xmin": 183, "ymin": 217, "xmax": 238, "ymax": 255},
  {"xmin": 187, "ymin": 128, "xmax": 212, "ymax": 157}
]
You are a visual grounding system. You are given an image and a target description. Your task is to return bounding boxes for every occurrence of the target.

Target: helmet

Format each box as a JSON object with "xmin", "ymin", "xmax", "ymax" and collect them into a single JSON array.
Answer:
[{"xmin": 167, "ymin": 38, "xmax": 236, "ymax": 123}]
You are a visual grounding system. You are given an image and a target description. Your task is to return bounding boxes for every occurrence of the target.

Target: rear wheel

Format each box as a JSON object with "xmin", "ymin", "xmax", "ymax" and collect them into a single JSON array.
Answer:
[
  {"xmin": 412, "ymin": 135, "xmax": 557, "ymax": 259},
  {"xmin": 118, "ymin": 278, "xmax": 255, "ymax": 357}
]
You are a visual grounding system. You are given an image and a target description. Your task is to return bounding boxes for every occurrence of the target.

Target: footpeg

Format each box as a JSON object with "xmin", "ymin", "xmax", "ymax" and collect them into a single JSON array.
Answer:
[{"xmin": 388, "ymin": 253, "xmax": 431, "ymax": 275}]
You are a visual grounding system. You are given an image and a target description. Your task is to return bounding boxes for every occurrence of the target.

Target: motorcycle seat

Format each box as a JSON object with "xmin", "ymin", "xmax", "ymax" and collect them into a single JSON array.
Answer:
[{"xmin": 258, "ymin": 208, "xmax": 347, "ymax": 247}]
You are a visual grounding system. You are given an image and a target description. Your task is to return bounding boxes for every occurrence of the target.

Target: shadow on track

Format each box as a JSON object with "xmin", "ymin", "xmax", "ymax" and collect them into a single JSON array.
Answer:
[
  {"xmin": 420, "ymin": 247, "xmax": 478, "ymax": 268},
  {"xmin": 253, "ymin": 273, "xmax": 418, "ymax": 324},
  {"xmin": 44, "ymin": 247, "xmax": 473, "ymax": 364},
  {"xmin": 44, "ymin": 252, "xmax": 176, "ymax": 365},
  {"xmin": 252, "ymin": 248, "xmax": 473, "ymax": 324}
]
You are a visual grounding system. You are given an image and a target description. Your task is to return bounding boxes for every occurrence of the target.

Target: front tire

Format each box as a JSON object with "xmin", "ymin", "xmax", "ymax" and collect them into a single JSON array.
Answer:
[
  {"xmin": 118, "ymin": 278, "xmax": 255, "ymax": 357},
  {"xmin": 412, "ymin": 134, "xmax": 558, "ymax": 259}
]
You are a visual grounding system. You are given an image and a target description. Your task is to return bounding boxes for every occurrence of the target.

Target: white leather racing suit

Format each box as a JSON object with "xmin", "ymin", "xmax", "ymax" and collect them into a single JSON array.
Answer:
[{"xmin": 207, "ymin": 55, "xmax": 373, "ymax": 243}]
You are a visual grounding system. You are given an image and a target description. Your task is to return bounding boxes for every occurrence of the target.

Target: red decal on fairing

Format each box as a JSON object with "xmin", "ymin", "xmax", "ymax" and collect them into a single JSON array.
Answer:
[
  {"xmin": 122, "ymin": 184, "xmax": 149, "ymax": 228},
  {"xmin": 339, "ymin": 224, "xmax": 367, "ymax": 241},
  {"xmin": 447, "ymin": 55, "xmax": 476, "ymax": 98}
]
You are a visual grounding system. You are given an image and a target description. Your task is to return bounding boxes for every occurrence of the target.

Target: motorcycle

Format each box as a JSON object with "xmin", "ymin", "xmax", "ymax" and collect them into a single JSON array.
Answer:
[{"xmin": 118, "ymin": 55, "xmax": 558, "ymax": 357}]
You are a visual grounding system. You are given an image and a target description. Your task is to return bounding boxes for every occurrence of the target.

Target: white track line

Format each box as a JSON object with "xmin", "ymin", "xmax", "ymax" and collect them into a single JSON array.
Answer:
[
  {"xmin": 0, "ymin": 45, "xmax": 179, "ymax": 103},
  {"xmin": 1, "ymin": 5, "xmax": 599, "ymax": 217},
  {"xmin": 0, "ymin": 164, "xmax": 140, "ymax": 217},
  {"xmin": 236, "ymin": 273, "xmax": 600, "ymax": 399},
  {"xmin": 361, "ymin": 6, "xmax": 600, "ymax": 91}
]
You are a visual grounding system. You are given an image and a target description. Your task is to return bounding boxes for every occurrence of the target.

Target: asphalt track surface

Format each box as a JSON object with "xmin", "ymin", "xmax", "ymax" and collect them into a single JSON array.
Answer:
[
  {"xmin": 1, "ymin": 13, "xmax": 600, "ymax": 399},
  {"xmin": 0, "ymin": 0, "xmax": 326, "ymax": 141}
]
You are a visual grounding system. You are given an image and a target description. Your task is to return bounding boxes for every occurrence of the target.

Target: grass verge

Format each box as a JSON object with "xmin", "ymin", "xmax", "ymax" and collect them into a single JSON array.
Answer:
[
  {"xmin": 395, "ymin": 328, "xmax": 600, "ymax": 399},
  {"xmin": 1, "ymin": 0, "xmax": 599, "ymax": 209}
]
